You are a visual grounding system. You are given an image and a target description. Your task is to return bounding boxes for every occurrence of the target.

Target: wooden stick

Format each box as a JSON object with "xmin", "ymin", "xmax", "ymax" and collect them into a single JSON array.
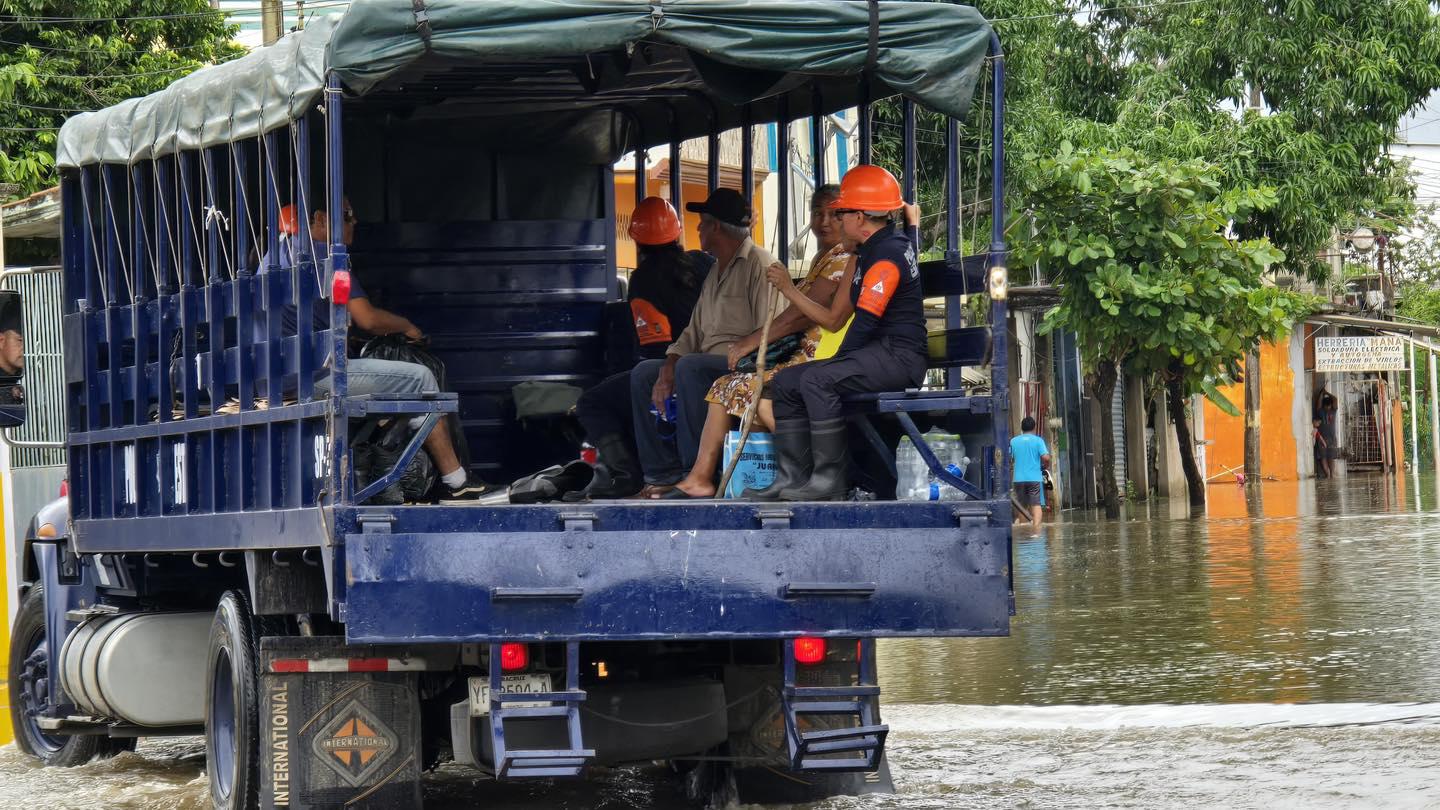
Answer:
[{"xmin": 716, "ymin": 275, "xmax": 783, "ymax": 497}]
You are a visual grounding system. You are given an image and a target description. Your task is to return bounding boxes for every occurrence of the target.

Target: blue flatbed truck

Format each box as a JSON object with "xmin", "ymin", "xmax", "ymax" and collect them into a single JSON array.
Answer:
[{"xmin": 5, "ymin": 2, "xmax": 1015, "ymax": 807}]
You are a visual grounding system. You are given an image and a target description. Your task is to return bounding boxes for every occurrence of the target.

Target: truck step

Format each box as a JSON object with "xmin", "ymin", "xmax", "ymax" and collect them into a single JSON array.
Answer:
[
  {"xmin": 781, "ymin": 638, "xmax": 890, "ymax": 773},
  {"xmin": 488, "ymin": 641, "xmax": 594, "ymax": 779}
]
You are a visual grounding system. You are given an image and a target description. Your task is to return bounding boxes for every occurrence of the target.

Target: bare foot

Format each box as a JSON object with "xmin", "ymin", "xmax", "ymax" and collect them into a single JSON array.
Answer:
[{"xmin": 675, "ymin": 476, "xmax": 717, "ymax": 498}]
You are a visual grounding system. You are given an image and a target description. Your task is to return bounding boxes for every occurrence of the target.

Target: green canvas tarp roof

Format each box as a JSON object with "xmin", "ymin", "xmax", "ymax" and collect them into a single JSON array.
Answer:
[{"xmin": 58, "ymin": 0, "xmax": 993, "ymax": 169}]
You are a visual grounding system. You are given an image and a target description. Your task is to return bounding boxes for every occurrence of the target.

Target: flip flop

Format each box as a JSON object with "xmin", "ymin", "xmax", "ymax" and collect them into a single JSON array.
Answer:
[
  {"xmin": 637, "ymin": 484, "xmax": 676, "ymax": 499},
  {"xmin": 660, "ymin": 487, "xmax": 696, "ymax": 500}
]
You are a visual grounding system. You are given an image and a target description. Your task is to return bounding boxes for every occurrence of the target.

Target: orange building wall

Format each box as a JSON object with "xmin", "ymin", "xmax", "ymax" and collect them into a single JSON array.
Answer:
[
  {"xmin": 1201, "ymin": 339, "xmax": 1300, "ymax": 481},
  {"xmin": 613, "ymin": 172, "xmax": 766, "ymax": 270}
]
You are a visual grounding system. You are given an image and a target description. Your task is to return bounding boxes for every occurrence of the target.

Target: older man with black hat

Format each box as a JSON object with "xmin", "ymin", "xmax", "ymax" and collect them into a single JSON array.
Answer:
[{"xmin": 628, "ymin": 188, "xmax": 776, "ymax": 498}]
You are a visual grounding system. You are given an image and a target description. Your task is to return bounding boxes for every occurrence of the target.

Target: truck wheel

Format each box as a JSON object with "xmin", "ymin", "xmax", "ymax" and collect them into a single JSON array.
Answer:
[
  {"xmin": 205, "ymin": 590, "xmax": 282, "ymax": 810},
  {"xmin": 8, "ymin": 586, "xmax": 135, "ymax": 766}
]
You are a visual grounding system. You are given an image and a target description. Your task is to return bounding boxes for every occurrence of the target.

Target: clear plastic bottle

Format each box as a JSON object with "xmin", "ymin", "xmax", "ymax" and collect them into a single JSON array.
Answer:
[
  {"xmin": 895, "ymin": 436, "xmax": 925, "ymax": 500},
  {"xmin": 931, "ymin": 433, "xmax": 970, "ymax": 501}
]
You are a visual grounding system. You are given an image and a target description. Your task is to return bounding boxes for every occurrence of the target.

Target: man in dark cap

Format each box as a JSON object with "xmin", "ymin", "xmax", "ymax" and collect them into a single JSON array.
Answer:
[{"xmin": 627, "ymin": 188, "xmax": 776, "ymax": 497}]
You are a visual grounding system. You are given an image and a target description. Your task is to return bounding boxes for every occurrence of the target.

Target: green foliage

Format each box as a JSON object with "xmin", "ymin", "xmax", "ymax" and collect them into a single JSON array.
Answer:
[
  {"xmin": 1388, "ymin": 205, "xmax": 1440, "ymax": 288},
  {"xmin": 1012, "ymin": 144, "xmax": 1312, "ymax": 404},
  {"xmin": 1398, "ymin": 282, "xmax": 1440, "ymax": 327},
  {"xmin": 0, "ymin": 1, "xmax": 242, "ymax": 196},
  {"xmin": 871, "ymin": 0, "xmax": 1440, "ymax": 283}
]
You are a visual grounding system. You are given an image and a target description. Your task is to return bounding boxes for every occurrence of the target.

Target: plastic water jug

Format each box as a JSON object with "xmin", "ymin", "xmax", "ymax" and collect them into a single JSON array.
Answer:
[{"xmin": 897, "ymin": 431, "xmax": 970, "ymax": 501}]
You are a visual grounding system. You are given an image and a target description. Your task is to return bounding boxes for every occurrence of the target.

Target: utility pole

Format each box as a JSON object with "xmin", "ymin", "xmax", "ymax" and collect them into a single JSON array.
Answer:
[
  {"xmin": 1429, "ymin": 345, "xmax": 1439, "ymax": 475},
  {"xmin": 261, "ymin": 0, "xmax": 284, "ymax": 46},
  {"xmin": 1244, "ymin": 349, "xmax": 1261, "ymax": 483}
]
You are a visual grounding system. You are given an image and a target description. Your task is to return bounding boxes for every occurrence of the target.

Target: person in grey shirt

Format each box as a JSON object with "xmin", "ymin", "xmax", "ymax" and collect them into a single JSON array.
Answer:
[{"xmin": 629, "ymin": 188, "xmax": 774, "ymax": 497}]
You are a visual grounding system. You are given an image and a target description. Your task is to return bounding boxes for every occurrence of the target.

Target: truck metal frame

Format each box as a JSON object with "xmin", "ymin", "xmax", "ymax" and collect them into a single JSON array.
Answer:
[{"xmin": 10, "ymin": 3, "xmax": 1015, "ymax": 807}]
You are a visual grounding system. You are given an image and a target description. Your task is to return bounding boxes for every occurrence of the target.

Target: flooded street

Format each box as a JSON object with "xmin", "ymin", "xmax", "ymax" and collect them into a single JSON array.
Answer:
[{"xmin": 4, "ymin": 474, "xmax": 1439, "ymax": 808}]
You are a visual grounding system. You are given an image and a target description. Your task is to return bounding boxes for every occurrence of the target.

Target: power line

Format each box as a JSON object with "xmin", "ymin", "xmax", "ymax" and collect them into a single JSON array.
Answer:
[
  {"xmin": 991, "ymin": 0, "xmax": 1211, "ymax": 25},
  {"xmin": 0, "ymin": 35, "xmax": 235, "ymax": 57},
  {"xmin": 0, "ymin": 1, "xmax": 350, "ymax": 25}
]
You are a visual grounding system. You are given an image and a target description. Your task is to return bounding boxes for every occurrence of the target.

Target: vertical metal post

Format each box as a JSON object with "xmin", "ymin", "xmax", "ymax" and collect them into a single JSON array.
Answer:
[
  {"xmin": 262, "ymin": 129, "xmax": 282, "ymax": 508},
  {"xmin": 811, "ymin": 87, "xmax": 826, "ymax": 188},
  {"xmin": 945, "ymin": 117, "xmax": 960, "ymax": 259},
  {"xmin": 293, "ymin": 116, "xmax": 314, "ymax": 403},
  {"xmin": 1429, "ymin": 346, "xmax": 1439, "ymax": 475},
  {"xmin": 177, "ymin": 153, "xmax": 200, "ymax": 513},
  {"xmin": 325, "ymin": 73, "xmax": 348, "ymax": 504},
  {"xmin": 130, "ymin": 165, "xmax": 150, "ymax": 429},
  {"xmin": 233, "ymin": 142, "xmax": 254, "ymax": 415},
  {"xmin": 858, "ymin": 84, "xmax": 872, "ymax": 165},
  {"xmin": 988, "ymin": 34, "xmax": 1010, "ymax": 500},
  {"xmin": 154, "ymin": 158, "xmax": 174, "ymax": 426},
  {"xmin": 776, "ymin": 96, "xmax": 791, "ymax": 265},
  {"xmin": 202, "ymin": 149, "xmax": 224, "ymax": 416},
  {"xmin": 668, "ymin": 107, "xmax": 683, "ymax": 213},
  {"xmin": 1410, "ymin": 337, "xmax": 1419, "ymax": 471},
  {"xmin": 707, "ymin": 116, "xmax": 721, "ymax": 192},
  {"xmin": 741, "ymin": 105, "xmax": 755, "ymax": 205},
  {"xmin": 634, "ymin": 147, "xmax": 647, "ymax": 204},
  {"xmin": 901, "ymin": 98, "xmax": 916, "ymax": 199}
]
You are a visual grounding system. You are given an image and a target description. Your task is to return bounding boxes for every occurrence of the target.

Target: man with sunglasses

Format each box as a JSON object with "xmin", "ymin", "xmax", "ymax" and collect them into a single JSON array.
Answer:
[{"xmin": 258, "ymin": 199, "xmax": 496, "ymax": 501}]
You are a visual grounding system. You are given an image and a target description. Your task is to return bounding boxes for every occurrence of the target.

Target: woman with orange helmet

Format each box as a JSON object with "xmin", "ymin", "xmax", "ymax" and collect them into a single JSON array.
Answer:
[
  {"xmin": 576, "ymin": 196, "xmax": 712, "ymax": 498},
  {"xmin": 747, "ymin": 165, "xmax": 926, "ymax": 501}
]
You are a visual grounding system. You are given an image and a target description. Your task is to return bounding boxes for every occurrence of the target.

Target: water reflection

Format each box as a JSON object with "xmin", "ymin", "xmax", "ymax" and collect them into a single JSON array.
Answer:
[{"xmin": 881, "ymin": 474, "xmax": 1440, "ymax": 705}]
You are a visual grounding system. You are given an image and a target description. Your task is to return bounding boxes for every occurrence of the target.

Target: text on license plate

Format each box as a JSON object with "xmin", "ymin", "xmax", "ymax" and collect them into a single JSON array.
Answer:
[{"xmin": 468, "ymin": 674, "xmax": 552, "ymax": 716}]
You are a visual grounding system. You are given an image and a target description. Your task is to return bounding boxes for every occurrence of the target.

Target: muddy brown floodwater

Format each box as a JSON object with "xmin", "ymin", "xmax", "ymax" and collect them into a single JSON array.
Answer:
[{"xmin": 3, "ymin": 474, "xmax": 1438, "ymax": 808}]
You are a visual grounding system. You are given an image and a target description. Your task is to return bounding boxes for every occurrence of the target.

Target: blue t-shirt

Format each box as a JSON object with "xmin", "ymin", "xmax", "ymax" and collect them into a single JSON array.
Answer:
[
  {"xmin": 256, "ymin": 239, "xmax": 368, "ymax": 337},
  {"xmin": 1011, "ymin": 432, "xmax": 1049, "ymax": 483}
]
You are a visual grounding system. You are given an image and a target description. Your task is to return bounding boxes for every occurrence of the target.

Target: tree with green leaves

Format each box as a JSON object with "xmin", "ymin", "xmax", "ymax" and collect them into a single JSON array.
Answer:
[
  {"xmin": 0, "ymin": 1, "xmax": 241, "ymax": 196},
  {"xmin": 1014, "ymin": 144, "xmax": 1310, "ymax": 515}
]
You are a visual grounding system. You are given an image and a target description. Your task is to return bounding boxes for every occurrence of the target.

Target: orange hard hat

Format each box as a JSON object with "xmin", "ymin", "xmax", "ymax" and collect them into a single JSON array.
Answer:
[
  {"xmin": 278, "ymin": 204, "xmax": 300, "ymax": 236},
  {"xmin": 830, "ymin": 164, "xmax": 904, "ymax": 212},
  {"xmin": 628, "ymin": 196, "xmax": 683, "ymax": 246}
]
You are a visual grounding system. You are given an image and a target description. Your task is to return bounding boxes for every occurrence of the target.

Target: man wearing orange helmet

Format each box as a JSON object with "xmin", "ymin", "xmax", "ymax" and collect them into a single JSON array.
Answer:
[
  {"xmin": 748, "ymin": 165, "xmax": 927, "ymax": 501},
  {"xmin": 576, "ymin": 197, "xmax": 712, "ymax": 498}
]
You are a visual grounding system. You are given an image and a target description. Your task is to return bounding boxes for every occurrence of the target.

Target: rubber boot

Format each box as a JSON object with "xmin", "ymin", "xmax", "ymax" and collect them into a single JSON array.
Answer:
[
  {"xmin": 780, "ymin": 418, "xmax": 850, "ymax": 502},
  {"xmin": 583, "ymin": 433, "xmax": 643, "ymax": 499},
  {"xmin": 740, "ymin": 419, "xmax": 812, "ymax": 501}
]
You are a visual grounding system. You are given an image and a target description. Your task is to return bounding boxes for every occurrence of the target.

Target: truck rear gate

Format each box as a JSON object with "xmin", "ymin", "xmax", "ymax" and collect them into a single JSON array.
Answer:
[{"xmin": 342, "ymin": 501, "xmax": 1011, "ymax": 642}]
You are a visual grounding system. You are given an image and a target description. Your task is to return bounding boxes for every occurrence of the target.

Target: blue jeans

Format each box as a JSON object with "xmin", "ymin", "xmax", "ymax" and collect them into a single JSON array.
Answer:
[{"xmin": 317, "ymin": 358, "xmax": 439, "ymax": 397}]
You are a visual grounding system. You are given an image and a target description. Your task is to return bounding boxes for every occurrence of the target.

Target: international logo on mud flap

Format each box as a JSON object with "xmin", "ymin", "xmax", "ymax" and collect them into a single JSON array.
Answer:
[{"xmin": 311, "ymin": 700, "xmax": 398, "ymax": 787}]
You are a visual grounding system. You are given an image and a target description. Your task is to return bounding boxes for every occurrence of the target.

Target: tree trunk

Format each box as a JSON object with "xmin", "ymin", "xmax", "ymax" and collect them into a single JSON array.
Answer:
[
  {"xmin": 1243, "ymin": 348, "xmax": 1262, "ymax": 484},
  {"xmin": 1095, "ymin": 360, "xmax": 1121, "ymax": 519},
  {"xmin": 1166, "ymin": 363, "xmax": 1206, "ymax": 507}
]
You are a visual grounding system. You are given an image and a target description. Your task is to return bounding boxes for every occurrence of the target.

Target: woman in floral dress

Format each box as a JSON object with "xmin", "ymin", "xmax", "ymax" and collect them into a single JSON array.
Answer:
[{"xmin": 665, "ymin": 185, "xmax": 856, "ymax": 498}]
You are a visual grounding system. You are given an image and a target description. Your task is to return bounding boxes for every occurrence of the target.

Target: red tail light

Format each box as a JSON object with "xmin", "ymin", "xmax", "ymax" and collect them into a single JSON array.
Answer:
[
  {"xmin": 332, "ymin": 269, "xmax": 352, "ymax": 305},
  {"xmin": 59, "ymin": 479, "xmax": 68, "ymax": 497},
  {"xmin": 499, "ymin": 643, "xmax": 529, "ymax": 671},
  {"xmin": 794, "ymin": 637, "xmax": 826, "ymax": 665}
]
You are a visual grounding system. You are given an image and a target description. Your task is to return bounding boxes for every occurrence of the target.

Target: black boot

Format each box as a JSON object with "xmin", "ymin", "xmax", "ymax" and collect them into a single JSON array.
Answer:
[
  {"xmin": 583, "ymin": 433, "xmax": 643, "ymax": 499},
  {"xmin": 781, "ymin": 418, "xmax": 850, "ymax": 502},
  {"xmin": 741, "ymin": 419, "xmax": 811, "ymax": 501}
]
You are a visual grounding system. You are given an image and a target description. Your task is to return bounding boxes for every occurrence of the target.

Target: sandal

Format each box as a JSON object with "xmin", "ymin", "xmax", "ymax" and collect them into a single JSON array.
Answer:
[{"xmin": 636, "ymin": 483, "xmax": 676, "ymax": 499}]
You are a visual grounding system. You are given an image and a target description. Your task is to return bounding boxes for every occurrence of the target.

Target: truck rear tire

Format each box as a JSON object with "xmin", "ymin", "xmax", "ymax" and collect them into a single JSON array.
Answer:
[
  {"xmin": 8, "ymin": 586, "xmax": 135, "ymax": 766},
  {"xmin": 205, "ymin": 590, "xmax": 283, "ymax": 810}
]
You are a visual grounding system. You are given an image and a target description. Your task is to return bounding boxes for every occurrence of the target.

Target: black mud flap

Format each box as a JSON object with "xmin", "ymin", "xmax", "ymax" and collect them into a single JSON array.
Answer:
[
  {"xmin": 721, "ymin": 664, "xmax": 895, "ymax": 804},
  {"xmin": 259, "ymin": 642, "xmax": 423, "ymax": 809}
]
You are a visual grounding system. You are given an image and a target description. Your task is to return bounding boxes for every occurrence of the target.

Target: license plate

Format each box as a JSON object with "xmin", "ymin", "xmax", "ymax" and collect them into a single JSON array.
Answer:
[{"xmin": 468, "ymin": 674, "xmax": 552, "ymax": 716}]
